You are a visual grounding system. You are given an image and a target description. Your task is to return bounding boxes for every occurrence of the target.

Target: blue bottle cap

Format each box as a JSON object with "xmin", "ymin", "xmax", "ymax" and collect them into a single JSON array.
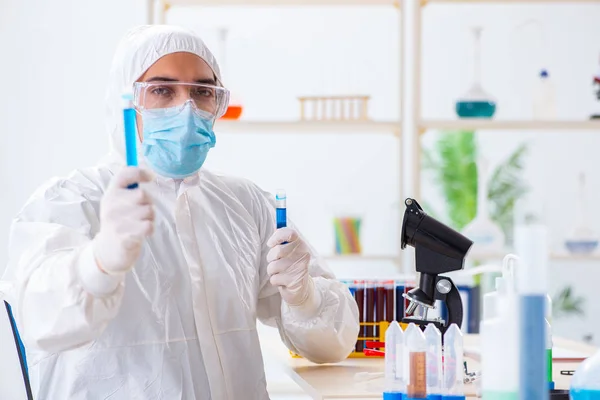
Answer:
[
  {"xmin": 383, "ymin": 392, "xmax": 405, "ymax": 400},
  {"xmin": 540, "ymin": 69, "xmax": 549, "ymax": 78}
]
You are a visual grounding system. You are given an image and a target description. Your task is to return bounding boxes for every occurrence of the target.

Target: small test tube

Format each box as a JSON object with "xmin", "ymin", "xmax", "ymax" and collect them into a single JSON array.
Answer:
[
  {"xmin": 275, "ymin": 190, "xmax": 289, "ymax": 245},
  {"xmin": 275, "ymin": 189, "xmax": 287, "ymax": 229},
  {"xmin": 424, "ymin": 324, "xmax": 443, "ymax": 400},
  {"xmin": 442, "ymin": 324, "xmax": 465, "ymax": 400},
  {"xmin": 384, "ymin": 280, "xmax": 396, "ymax": 322},
  {"xmin": 122, "ymin": 92, "xmax": 138, "ymax": 189},
  {"xmin": 405, "ymin": 323, "xmax": 427, "ymax": 400},
  {"xmin": 384, "ymin": 321, "xmax": 406, "ymax": 400},
  {"xmin": 395, "ymin": 282, "xmax": 405, "ymax": 322},
  {"xmin": 365, "ymin": 281, "xmax": 376, "ymax": 340},
  {"xmin": 355, "ymin": 280, "xmax": 365, "ymax": 353},
  {"xmin": 376, "ymin": 281, "xmax": 385, "ymax": 337}
]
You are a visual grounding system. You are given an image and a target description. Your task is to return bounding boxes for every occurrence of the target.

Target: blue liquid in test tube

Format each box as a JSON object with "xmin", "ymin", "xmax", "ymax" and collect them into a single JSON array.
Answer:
[
  {"xmin": 276, "ymin": 189, "xmax": 288, "ymax": 244},
  {"xmin": 122, "ymin": 92, "xmax": 138, "ymax": 189}
]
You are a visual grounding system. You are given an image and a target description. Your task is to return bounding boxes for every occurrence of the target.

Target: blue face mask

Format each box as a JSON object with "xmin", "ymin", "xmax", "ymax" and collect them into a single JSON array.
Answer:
[{"xmin": 141, "ymin": 101, "xmax": 216, "ymax": 179}]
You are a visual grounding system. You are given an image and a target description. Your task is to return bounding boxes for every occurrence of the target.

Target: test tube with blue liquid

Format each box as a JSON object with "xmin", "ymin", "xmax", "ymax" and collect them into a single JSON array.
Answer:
[
  {"xmin": 122, "ymin": 92, "xmax": 138, "ymax": 189},
  {"xmin": 442, "ymin": 324, "xmax": 465, "ymax": 400},
  {"xmin": 383, "ymin": 321, "xmax": 405, "ymax": 400},
  {"xmin": 276, "ymin": 189, "xmax": 288, "ymax": 244}
]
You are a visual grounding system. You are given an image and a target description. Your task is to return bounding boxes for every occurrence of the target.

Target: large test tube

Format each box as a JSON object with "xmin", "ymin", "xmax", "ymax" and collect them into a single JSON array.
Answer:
[
  {"xmin": 405, "ymin": 323, "xmax": 427, "ymax": 400},
  {"xmin": 424, "ymin": 324, "xmax": 443, "ymax": 400},
  {"xmin": 383, "ymin": 321, "xmax": 406, "ymax": 399},
  {"xmin": 443, "ymin": 324, "xmax": 465, "ymax": 400}
]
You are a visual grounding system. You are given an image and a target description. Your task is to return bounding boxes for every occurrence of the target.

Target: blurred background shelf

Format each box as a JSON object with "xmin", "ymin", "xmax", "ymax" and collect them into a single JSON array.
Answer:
[
  {"xmin": 420, "ymin": 120, "xmax": 600, "ymax": 132},
  {"xmin": 165, "ymin": 0, "xmax": 397, "ymax": 6},
  {"xmin": 425, "ymin": 0, "xmax": 600, "ymax": 3},
  {"xmin": 551, "ymin": 253, "xmax": 600, "ymax": 261},
  {"xmin": 468, "ymin": 252, "xmax": 600, "ymax": 261},
  {"xmin": 214, "ymin": 120, "xmax": 401, "ymax": 134}
]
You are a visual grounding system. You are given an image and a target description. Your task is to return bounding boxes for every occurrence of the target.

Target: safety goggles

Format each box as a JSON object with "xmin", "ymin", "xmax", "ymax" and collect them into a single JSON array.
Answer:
[{"xmin": 133, "ymin": 82, "xmax": 230, "ymax": 119}]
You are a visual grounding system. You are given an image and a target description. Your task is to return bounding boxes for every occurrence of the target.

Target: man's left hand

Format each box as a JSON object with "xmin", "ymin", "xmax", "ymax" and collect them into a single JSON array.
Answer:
[{"xmin": 266, "ymin": 227, "xmax": 313, "ymax": 306}]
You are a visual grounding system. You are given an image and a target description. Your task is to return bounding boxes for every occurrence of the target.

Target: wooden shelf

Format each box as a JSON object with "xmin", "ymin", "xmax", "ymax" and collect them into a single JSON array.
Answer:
[
  {"xmin": 425, "ymin": 0, "xmax": 600, "ymax": 3},
  {"xmin": 469, "ymin": 252, "xmax": 600, "ymax": 262},
  {"xmin": 420, "ymin": 119, "xmax": 600, "ymax": 132},
  {"xmin": 214, "ymin": 120, "xmax": 401, "ymax": 134},
  {"xmin": 551, "ymin": 253, "xmax": 600, "ymax": 261},
  {"xmin": 168, "ymin": 0, "xmax": 397, "ymax": 6}
]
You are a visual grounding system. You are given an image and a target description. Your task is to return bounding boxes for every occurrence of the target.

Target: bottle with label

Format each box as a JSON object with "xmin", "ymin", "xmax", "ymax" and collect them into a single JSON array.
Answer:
[{"xmin": 532, "ymin": 69, "xmax": 556, "ymax": 120}]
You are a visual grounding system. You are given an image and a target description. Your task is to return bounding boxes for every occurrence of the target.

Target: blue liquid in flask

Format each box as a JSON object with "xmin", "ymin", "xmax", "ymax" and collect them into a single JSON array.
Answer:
[{"xmin": 455, "ymin": 100, "xmax": 496, "ymax": 118}]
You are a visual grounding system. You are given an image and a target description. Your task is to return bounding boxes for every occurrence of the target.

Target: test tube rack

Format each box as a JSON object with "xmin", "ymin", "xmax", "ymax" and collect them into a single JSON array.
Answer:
[
  {"xmin": 290, "ymin": 279, "xmax": 413, "ymax": 359},
  {"xmin": 298, "ymin": 95, "xmax": 370, "ymax": 121}
]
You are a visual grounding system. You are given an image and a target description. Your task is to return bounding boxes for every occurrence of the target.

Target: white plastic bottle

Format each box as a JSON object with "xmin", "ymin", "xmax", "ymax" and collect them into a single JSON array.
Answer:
[
  {"xmin": 483, "ymin": 254, "xmax": 552, "ymax": 322},
  {"xmin": 533, "ymin": 69, "xmax": 556, "ymax": 120},
  {"xmin": 481, "ymin": 259, "xmax": 519, "ymax": 400},
  {"xmin": 482, "ymin": 254, "xmax": 518, "ymax": 320}
]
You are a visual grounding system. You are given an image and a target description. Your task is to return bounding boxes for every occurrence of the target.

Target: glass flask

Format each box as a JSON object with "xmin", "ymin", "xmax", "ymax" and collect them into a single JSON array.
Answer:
[{"xmin": 455, "ymin": 27, "xmax": 496, "ymax": 119}]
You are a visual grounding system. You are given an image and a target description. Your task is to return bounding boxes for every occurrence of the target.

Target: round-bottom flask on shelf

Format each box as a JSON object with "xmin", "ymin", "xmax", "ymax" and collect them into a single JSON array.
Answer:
[{"xmin": 455, "ymin": 27, "xmax": 496, "ymax": 119}]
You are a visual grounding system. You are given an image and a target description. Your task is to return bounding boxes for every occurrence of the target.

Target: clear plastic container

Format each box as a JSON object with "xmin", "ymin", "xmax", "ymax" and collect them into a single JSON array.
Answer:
[
  {"xmin": 384, "ymin": 321, "xmax": 406, "ymax": 400},
  {"xmin": 443, "ymin": 324, "xmax": 465, "ymax": 400},
  {"xmin": 424, "ymin": 324, "xmax": 443, "ymax": 400},
  {"xmin": 480, "ymin": 294, "xmax": 519, "ymax": 400},
  {"xmin": 405, "ymin": 323, "xmax": 427, "ymax": 400},
  {"xmin": 570, "ymin": 350, "xmax": 600, "ymax": 399}
]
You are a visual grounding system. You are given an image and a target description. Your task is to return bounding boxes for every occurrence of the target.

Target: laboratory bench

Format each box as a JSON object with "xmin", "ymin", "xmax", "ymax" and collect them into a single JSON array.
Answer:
[{"xmin": 261, "ymin": 329, "xmax": 598, "ymax": 400}]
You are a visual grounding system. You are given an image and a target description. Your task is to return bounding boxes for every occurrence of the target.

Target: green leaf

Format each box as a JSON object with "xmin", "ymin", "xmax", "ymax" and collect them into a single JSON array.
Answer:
[
  {"xmin": 487, "ymin": 144, "xmax": 529, "ymax": 244},
  {"xmin": 429, "ymin": 131, "xmax": 478, "ymax": 230},
  {"xmin": 423, "ymin": 131, "xmax": 529, "ymax": 241},
  {"xmin": 552, "ymin": 286, "xmax": 585, "ymax": 319}
]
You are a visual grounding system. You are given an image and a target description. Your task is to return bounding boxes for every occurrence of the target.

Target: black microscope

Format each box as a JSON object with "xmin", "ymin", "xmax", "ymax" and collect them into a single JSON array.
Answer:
[{"xmin": 400, "ymin": 198, "xmax": 474, "ymax": 334}]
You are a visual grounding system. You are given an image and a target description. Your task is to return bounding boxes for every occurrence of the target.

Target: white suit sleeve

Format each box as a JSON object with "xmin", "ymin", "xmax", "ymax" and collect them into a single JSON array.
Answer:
[
  {"xmin": 1, "ymin": 176, "xmax": 125, "ymax": 354},
  {"xmin": 251, "ymin": 185, "xmax": 360, "ymax": 364}
]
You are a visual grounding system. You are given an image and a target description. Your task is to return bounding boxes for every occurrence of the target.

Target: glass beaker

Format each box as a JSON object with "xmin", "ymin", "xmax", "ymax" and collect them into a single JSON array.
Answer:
[
  {"xmin": 455, "ymin": 27, "xmax": 496, "ymax": 119},
  {"xmin": 217, "ymin": 27, "xmax": 243, "ymax": 120}
]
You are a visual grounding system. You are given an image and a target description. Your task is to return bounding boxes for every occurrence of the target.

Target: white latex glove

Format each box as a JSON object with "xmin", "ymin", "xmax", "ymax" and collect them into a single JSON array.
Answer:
[
  {"xmin": 93, "ymin": 167, "xmax": 155, "ymax": 275},
  {"xmin": 266, "ymin": 227, "xmax": 314, "ymax": 306}
]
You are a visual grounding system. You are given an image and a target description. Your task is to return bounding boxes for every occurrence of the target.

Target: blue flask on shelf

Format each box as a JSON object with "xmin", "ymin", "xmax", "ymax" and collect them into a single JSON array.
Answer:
[{"xmin": 455, "ymin": 27, "xmax": 496, "ymax": 119}]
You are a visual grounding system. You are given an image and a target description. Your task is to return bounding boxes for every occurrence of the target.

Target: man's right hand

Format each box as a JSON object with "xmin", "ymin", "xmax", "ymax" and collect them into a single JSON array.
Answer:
[{"xmin": 93, "ymin": 167, "xmax": 155, "ymax": 275}]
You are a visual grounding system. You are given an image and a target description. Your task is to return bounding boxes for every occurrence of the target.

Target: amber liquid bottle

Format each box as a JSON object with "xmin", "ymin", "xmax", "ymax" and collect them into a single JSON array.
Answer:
[{"xmin": 217, "ymin": 27, "xmax": 243, "ymax": 120}]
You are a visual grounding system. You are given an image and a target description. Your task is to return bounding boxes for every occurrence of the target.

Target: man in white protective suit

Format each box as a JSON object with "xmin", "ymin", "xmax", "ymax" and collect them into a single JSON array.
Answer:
[{"xmin": 1, "ymin": 25, "xmax": 360, "ymax": 400}]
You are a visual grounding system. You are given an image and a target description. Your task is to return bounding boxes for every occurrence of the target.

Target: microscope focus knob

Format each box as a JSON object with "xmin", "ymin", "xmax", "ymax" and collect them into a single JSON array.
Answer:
[{"xmin": 436, "ymin": 279, "xmax": 452, "ymax": 295}]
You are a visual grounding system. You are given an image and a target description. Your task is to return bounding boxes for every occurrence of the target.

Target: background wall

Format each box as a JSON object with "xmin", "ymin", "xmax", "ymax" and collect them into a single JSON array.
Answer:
[{"xmin": 1, "ymin": 0, "xmax": 598, "ymax": 344}]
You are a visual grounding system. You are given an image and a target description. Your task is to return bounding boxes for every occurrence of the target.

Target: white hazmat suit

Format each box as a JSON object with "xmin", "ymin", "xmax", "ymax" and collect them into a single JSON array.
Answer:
[{"xmin": 1, "ymin": 25, "xmax": 359, "ymax": 399}]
